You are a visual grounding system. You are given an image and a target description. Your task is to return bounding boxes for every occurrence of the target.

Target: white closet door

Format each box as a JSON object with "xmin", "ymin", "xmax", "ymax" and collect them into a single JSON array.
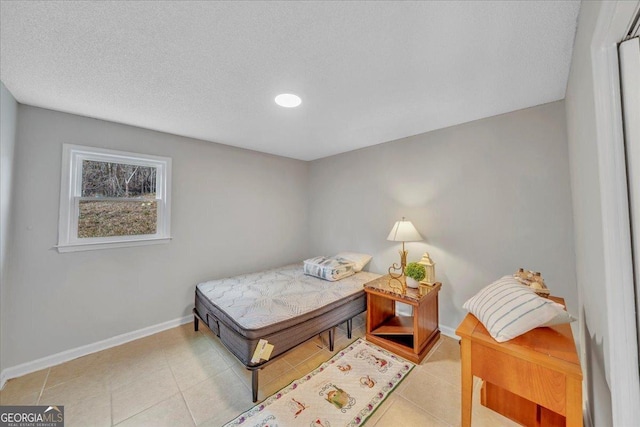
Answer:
[{"xmin": 619, "ymin": 36, "xmax": 640, "ymax": 338}]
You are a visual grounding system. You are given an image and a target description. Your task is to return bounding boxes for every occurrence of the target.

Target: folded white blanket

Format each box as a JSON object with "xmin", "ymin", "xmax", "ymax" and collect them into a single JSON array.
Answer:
[{"xmin": 303, "ymin": 256, "xmax": 355, "ymax": 281}]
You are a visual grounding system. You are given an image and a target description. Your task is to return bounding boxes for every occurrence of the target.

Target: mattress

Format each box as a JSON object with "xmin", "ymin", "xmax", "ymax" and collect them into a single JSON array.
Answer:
[{"xmin": 195, "ymin": 263, "xmax": 380, "ymax": 366}]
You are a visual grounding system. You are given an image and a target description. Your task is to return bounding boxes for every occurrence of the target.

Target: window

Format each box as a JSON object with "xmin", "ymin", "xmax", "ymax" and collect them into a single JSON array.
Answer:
[{"xmin": 57, "ymin": 144, "xmax": 171, "ymax": 252}]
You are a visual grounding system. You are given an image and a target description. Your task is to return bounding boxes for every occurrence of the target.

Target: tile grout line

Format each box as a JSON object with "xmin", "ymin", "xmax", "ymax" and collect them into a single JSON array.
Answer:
[
  {"xmin": 113, "ymin": 392, "xmax": 181, "ymax": 427},
  {"xmin": 178, "ymin": 389, "xmax": 198, "ymax": 427},
  {"xmin": 164, "ymin": 343, "xmax": 198, "ymax": 427},
  {"xmin": 36, "ymin": 368, "xmax": 50, "ymax": 405},
  {"xmin": 289, "ymin": 339, "xmax": 340, "ymax": 371},
  {"xmin": 418, "ymin": 355, "xmax": 463, "ymax": 389},
  {"xmin": 426, "ymin": 374, "xmax": 459, "ymax": 390},
  {"xmin": 110, "ymin": 387, "xmax": 114, "ymax": 427},
  {"xmin": 368, "ymin": 396, "xmax": 396, "ymax": 426},
  {"xmin": 186, "ymin": 326, "xmax": 241, "ymax": 425},
  {"xmin": 392, "ymin": 395, "xmax": 455, "ymax": 427},
  {"xmin": 110, "ymin": 337, "xmax": 176, "ymax": 425}
]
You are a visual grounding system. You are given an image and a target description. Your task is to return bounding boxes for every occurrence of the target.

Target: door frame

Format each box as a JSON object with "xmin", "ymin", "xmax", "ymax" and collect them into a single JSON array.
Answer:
[{"xmin": 591, "ymin": 1, "xmax": 640, "ymax": 425}]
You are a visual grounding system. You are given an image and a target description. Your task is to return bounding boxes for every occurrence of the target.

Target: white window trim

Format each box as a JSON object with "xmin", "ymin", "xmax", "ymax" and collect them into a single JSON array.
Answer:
[{"xmin": 57, "ymin": 144, "xmax": 172, "ymax": 253}]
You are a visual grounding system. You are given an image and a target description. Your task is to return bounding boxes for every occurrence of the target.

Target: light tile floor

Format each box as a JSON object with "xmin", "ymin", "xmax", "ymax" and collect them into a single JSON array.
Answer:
[{"xmin": 0, "ymin": 314, "xmax": 519, "ymax": 426}]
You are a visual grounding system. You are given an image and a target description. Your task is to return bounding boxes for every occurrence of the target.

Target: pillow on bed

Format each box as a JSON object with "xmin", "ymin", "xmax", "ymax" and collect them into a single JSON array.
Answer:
[
  {"xmin": 462, "ymin": 275, "xmax": 575, "ymax": 343},
  {"xmin": 333, "ymin": 252, "xmax": 372, "ymax": 272},
  {"xmin": 303, "ymin": 256, "xmax": 355, "ymax": 281}
]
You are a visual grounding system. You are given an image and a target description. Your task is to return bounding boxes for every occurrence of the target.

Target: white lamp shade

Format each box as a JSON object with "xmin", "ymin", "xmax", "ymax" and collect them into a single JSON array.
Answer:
[{"xmin": 387, "ymin": 219, "xmax": 423, "ymax": 242}]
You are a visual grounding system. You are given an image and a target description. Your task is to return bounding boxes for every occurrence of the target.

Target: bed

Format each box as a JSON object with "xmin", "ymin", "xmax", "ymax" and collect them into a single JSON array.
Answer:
[{"xmin": 193, "ymin": 262, "xmax": 380, "ymax": 401}]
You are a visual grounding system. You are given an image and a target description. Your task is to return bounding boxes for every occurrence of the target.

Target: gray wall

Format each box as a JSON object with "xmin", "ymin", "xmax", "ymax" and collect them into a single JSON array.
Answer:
[
  {"xmin": 564, "ymin": 1, "xmax": 613, "ymax": 425},
  {"xmin": 1, "ymin": 82, "xmax": 18, "ymax": 374},
  {"xmin": 2, "ymin": 98, "xmax": 579, "ymax": 376},
  {"xmin": 2, "ymin": 105, "xmax": 309, "ymax": 368},
  {"xmin": 308, "ymin": 101, "xmax": 577, "ymax": 334}
]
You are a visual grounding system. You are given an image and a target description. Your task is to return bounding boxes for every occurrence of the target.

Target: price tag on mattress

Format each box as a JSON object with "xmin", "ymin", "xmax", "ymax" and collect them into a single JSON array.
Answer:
[{"xmin": 251, "ymin": 339, "xmax": 275, "ymax": 363}]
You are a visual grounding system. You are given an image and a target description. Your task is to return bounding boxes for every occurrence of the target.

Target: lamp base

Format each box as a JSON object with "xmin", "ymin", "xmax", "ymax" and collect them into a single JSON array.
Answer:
[
  {"xmin": 387, "ymin": 248, "xmax": 411, "ymax": 294},
  {"xmin": 388, "ymin": 258, "xmax": 408, "ymax": 295},
  {"xmin": 399, "ymin": 249, "xmax": 408, "ymax": 270}
]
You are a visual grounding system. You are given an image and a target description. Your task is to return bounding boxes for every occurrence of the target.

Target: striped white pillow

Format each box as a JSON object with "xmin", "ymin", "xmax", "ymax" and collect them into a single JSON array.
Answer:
[{"xmin": 463, "ymin": 276, "xmax": 574, "ymax": 342}]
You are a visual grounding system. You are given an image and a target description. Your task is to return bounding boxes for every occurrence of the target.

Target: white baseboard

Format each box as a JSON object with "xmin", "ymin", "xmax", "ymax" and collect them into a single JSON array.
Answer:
[
  {"xmin": 0, "ymin": 314, "xmax": 193, "ymax": 389},
  {"xmin": 439, "ymin": 324, "xmax": 460, "ymax": 340}
]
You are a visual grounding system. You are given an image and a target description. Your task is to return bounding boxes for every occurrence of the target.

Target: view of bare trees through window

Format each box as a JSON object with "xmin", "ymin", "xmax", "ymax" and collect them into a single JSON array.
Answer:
[{"xmin": 79, "ymin": 160, "xmax": 158, "ymax": 238}]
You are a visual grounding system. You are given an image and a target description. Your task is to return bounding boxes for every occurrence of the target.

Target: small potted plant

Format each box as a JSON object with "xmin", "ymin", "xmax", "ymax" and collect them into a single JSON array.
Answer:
[{"xmin": 404, "ymin": 262, "xmax": 426, "ymax": 288}]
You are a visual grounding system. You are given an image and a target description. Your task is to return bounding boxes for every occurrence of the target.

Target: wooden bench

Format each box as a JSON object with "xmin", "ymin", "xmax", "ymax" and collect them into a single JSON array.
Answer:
[{"xmin": 456, "ymin": 297, "xmax": 583, "ymax": 427}]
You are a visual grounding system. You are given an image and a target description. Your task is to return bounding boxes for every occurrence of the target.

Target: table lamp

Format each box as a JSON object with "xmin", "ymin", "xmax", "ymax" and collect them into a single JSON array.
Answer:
[{"xmin": 386, "ymin": 217, "xmax": 423, "ymax": 293}]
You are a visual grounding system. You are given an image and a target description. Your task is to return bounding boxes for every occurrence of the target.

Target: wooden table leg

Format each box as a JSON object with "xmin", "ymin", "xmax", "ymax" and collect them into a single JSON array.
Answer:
[
  {"xmin": 461, "ymin": 338, "xmax": 473, "ymax": 427},
  {"xmin": 565, "ymin": 376, "xmax": 583, "ymax": 427}
]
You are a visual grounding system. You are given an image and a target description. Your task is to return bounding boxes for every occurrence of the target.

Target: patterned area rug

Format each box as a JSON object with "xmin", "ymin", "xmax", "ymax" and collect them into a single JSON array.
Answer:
[{"xmin": 224, "ymin": 338, "xmax": 414, "ymax": 427}]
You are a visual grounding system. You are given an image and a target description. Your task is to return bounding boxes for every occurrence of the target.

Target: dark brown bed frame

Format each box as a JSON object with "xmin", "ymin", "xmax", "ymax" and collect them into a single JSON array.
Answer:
[{"xmin": 193, "ymin": 288, "xmax": 365, "ymax": 402}]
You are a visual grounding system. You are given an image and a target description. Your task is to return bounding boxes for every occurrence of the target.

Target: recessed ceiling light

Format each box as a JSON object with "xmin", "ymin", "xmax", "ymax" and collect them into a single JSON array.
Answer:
[{"xmin": 275, "ymin": 93, "xmax": 302, "ymax": 108}]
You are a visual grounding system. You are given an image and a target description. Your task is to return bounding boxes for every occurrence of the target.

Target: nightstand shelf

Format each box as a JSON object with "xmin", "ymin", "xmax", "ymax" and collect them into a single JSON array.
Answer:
[
  {"xmin": 364, "ymin": 275, "xmax": 441, "ymax": 363},
  {"xmin": 370, "ymin": 315, "xmax": 413, "ymax": 335}
]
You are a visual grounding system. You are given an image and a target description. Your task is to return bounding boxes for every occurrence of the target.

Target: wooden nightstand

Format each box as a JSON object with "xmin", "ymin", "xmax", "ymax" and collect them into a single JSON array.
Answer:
[{"xmin": 364, "ymin": 275, "xmax": 441, "ymax": 363}]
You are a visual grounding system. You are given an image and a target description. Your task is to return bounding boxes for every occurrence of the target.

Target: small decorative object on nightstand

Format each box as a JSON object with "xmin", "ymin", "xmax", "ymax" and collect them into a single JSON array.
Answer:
[
  {"xmin": 418, "ymin": 252, "xmax": 436, "ymax": 285},
  {"xmin": 514, "ymin": 268, "xmax": 550, "ymax": 297},
  {"xmin": 404, "ymin": 262, "xmax": 426, "ymax": 288},
  {"xmin": 386, "ymin": 217, "xmax": 423, "ymax": 294}
]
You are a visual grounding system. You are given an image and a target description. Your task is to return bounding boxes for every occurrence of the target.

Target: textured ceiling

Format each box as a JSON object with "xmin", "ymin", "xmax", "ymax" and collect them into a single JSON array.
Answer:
[{"xmin": 0, "ymin": 1, "xmax": 580, "ymax": 161}]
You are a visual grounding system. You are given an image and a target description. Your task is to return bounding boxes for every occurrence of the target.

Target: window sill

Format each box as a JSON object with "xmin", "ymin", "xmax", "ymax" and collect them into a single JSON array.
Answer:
[{"xmin": 56, "ymin": 237, "xmax": 172, "ymax": 253}]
